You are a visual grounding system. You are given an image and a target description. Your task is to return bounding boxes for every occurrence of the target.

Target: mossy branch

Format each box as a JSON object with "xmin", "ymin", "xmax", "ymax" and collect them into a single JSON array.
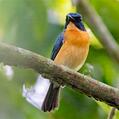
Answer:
[{"xmin": 0, "ymin": 42, "xmax": 119, "ymax": 109}]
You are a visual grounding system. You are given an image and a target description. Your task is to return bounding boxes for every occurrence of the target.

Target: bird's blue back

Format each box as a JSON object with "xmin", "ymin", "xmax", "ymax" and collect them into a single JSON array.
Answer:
[{"xmin": 51, "ymin": 32, "xmax": 64, "ymax": 60}]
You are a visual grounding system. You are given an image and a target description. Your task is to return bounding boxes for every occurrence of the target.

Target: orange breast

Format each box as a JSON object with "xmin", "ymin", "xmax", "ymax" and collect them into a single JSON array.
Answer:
[{"xmin": 54, "ymin": 22, "xmax": 90, "ymax": 71}]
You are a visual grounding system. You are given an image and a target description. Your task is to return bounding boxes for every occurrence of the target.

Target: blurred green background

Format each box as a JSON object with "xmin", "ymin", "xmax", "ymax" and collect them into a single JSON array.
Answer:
[{"xmin": 0, "ymin": 0, "xmax": 119, "ymax": 119}]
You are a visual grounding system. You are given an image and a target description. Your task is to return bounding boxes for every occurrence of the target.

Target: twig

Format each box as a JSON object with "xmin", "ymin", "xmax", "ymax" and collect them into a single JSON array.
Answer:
[
  {"xmin": 0, "ymin": 42, "xmax": 119, "ymax": 109},
  {"xmin": 76, "ymin": 0, "xmax": 119, "ymax": 63},
  {"xmin": 108, "ymin": 107, "xmax": 116, "ymax": 119}
]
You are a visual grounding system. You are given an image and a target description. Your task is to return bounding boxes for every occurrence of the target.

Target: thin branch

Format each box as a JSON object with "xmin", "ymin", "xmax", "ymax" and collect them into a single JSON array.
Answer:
[
  {"xmin": 107, "ymin": 82, "xmax": 119, "ymax": 119},
  {"xmin": 0, "ymin": 42, "xmax": 119, "ymax": 109},
  {"xmin": 108, "ymin": 107, "xmax": 116, "ymax": 119},
  {"xmin": 76, "ymin": 0, "xmax": 119, "ymax": 63}
]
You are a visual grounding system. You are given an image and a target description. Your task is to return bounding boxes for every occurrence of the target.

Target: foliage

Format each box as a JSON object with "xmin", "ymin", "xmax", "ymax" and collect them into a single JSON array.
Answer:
[{"xmin": 0, "ymin": 0, "xmax": 119, "ymax": 119}]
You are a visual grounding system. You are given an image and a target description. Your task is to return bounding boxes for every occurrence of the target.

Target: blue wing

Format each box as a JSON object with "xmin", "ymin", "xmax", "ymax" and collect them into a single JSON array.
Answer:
[{"xmin": 51, "ymin": 32, "xmax": 64, "ymax": 60}]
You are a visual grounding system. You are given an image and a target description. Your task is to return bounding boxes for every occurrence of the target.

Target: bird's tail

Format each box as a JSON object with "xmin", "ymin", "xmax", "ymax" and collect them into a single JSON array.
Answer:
[{"xmin": 41, "ymin": 83, "xmax": 60, "ymax": 112}]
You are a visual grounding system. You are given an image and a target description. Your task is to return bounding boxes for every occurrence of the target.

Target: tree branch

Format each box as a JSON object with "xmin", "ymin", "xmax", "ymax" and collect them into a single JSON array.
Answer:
[
  {"xmin": 0, "ymin": 42, "xmax": 119, "ymax": 109},
  {"xmin": 108, "ymin": 107, "xmax": 116, "ymax": 119},
  {"xmin": 76, "ymin": 0, "xmax": 119, "ymax": 63}
]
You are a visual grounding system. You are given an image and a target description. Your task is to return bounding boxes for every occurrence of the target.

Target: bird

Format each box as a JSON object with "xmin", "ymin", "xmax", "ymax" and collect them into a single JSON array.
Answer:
[{"xmin": 41, "ymin": 13, "xmax": 90, "ymax": 112}]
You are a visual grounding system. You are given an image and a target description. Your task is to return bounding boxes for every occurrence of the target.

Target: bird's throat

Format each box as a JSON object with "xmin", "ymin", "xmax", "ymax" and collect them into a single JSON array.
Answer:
[{"xmin": 66, "ymin": 22, "xmax": 79, "ymax": 31}]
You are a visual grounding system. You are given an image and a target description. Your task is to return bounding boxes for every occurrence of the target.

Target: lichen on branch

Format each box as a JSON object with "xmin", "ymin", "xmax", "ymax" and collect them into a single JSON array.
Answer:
[{"xmin": 0, "ymin": 42, "xmax": 119, "ymax": 109}]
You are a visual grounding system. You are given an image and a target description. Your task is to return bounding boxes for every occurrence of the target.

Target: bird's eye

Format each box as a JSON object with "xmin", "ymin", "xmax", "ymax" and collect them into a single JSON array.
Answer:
[
  {"xmin": 75, "ymin": 17, "xmax": 82, "ymax": 22},
  {"xmin": 75, "ymin": 17, "xmax": 79, "ymax": 21}
]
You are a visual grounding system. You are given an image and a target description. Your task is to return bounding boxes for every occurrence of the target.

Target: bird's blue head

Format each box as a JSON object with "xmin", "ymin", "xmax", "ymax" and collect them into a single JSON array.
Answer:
[{"xmin": 65, "ymin": 13, "xmax": 86, "ymax": 31}]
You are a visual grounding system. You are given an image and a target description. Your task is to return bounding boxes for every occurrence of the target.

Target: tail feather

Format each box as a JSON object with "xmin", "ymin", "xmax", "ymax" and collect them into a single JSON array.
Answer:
[{"xmin": 41, "ymin": 83, "xmax": 60, "ymax": 112}]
